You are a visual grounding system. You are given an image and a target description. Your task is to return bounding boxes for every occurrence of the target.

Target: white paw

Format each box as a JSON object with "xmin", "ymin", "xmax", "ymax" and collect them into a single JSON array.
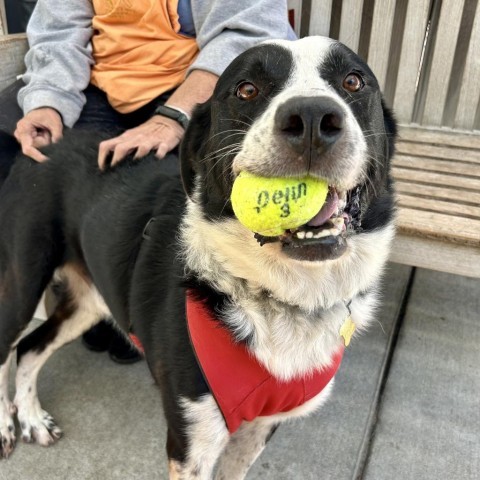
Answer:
[
  {"xmin": 0, "ymin": 401, "xmax": 17, "ymax": 459},
  {"xmin": 18, "ymin": 407, "xmax": 62, "ymax": 447}
]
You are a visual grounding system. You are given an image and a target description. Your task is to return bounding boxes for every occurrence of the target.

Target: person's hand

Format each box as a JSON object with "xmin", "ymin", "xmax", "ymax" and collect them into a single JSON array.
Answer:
[
  {"xmin": 14, "ymin": 108, "xmax": 63, "ymax": 162},
  {"xmin": 97, "ymin": 115, "xmax": 184, "ymax": 169}
]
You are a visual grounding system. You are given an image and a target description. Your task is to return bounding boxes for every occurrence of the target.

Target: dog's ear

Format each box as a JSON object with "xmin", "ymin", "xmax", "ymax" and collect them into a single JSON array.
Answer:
[{"xmin": 180, "ymin": 100, "xmax": 212, "ymax": 200}]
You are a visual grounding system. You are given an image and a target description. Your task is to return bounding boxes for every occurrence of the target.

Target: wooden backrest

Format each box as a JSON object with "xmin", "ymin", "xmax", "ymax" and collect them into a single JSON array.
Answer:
[{"xmin": 288, "ymin": 0, "xmax": 480, "ymax": 132}]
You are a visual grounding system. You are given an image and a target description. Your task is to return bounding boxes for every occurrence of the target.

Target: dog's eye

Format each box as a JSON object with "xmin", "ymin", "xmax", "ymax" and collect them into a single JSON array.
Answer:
[
  {"xmin": 236, "ymin": 82, "xmax": 259, "ymax": 100},
  {"xmin": 343, "ymin": 73, "xmax": 364, "ymax": 92}
]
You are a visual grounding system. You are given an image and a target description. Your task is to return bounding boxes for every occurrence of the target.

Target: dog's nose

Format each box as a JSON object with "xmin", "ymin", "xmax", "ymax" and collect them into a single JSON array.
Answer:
[{"xmin": 275, "ymin": 97, "xmax": 345, "ymax": 154}]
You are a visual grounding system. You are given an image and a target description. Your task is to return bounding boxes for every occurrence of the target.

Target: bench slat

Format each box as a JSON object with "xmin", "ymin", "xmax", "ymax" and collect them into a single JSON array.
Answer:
[
  {"xmin": 454, "ymin": 1, "xmax": 480, "ymax": 130},
  {"xmin": 392, "ymin": 0, "xmax": 430, "ymax": 123},
  {"xmin": 397, "ymin": 193, "xmax": 480, "ymax": 220},
  {"xmin": 398, "ymin": 127, "xmax": 480, "ymax": 149},
  {"xmin": 395, "ymin": 182, "xmax": 480, "ymax": 206},
  {"xmin": 392, "ymin": 167, "xmax": 480, "ymax": 192},
  {"xmin": 390, "ymin": 234, "xmax": 480, "ymax": 278},
  {"xmin": 367, "ymin": 0, "xmax": 397, "ymax": 91},
  {"xmin": 394, "ymin": 155, "xmax": 480, "ymax": 177},
  {"xmin": 337, "ymin": 0, "xmax": 364, "ymax": 52},
  {"xmin": 422, "ymin": 0, "xmax": 465, "ymax": 127},
  {"xmin": 396, "ymin": 208, "xmax": 480, "ymax": 246},
  {"xmin": 396, "ymin": 142, "xmax": 480, "ymax": 165},
  {"xmin": 309, "ymin": 0, "xmax": 333, "ymax": 36}
]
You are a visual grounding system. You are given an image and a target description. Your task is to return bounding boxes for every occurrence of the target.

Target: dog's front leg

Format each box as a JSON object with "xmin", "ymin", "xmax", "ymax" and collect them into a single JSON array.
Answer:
[
  {"xmin": 0, "ymin": 351, "xmax": 17, "ymax": 459},
  {"xmin": 168, "ymin": 395, "xmax": 229, "ymax": 480},
  {"xmin": 214, "ymin": 419, "xmax": 278, "ymax": 480}
]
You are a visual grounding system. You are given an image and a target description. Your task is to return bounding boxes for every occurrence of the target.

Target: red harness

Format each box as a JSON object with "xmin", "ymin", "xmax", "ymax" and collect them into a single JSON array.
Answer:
[{"xmin": 186, "ymin": 293, "xmax": 344, "ymax": 434}]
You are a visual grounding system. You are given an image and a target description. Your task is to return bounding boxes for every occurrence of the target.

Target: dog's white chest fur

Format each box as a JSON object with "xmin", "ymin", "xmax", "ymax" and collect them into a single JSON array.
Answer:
[{"xmin": 181, "ymin": 202, "xmax": 393, "ymax": 381}]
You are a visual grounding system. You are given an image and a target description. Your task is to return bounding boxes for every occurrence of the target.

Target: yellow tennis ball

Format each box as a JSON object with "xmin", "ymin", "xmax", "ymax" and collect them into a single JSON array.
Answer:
[{"xmin": 231, "ymin": 172, "xmax": 329, "ymax": 236}]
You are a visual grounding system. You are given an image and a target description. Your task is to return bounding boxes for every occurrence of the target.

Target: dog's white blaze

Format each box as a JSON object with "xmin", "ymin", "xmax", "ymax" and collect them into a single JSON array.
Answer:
[
  {"xmin": 233, "ymin": 36, "xmax": 368, "ymax": 191},
  {"xmin": 14, "ymin": 265, "xmax": 112, "ymax": 446},
  {"xmin": 182, "ymin": 200, "xmax": 395, "ymax": 380}
]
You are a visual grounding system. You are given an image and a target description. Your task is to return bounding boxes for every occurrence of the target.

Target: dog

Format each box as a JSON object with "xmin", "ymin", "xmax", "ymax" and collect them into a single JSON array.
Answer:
[{"xmin": 0, "ymin": 36, "xmax": 396, "ymax": 478}]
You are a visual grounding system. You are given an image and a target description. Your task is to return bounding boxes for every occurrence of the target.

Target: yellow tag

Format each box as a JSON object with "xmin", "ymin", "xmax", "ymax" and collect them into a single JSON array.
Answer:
[{"xmin": 340, "ymin": 316, "xmax": 356, "ymax": 347}]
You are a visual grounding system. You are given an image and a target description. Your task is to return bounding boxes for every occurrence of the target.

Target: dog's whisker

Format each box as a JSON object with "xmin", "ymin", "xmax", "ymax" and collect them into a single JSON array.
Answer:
[
  {"xmin": 207, "ymin": 129, "xmax": 248, "ymax": 141},
  {"xmin": 200, "ymin": 142, "xmax": 243, "ymax": 162},
  {"xmin": 202, "ymin": 146, "xmax": 243, "ymax": 178}
]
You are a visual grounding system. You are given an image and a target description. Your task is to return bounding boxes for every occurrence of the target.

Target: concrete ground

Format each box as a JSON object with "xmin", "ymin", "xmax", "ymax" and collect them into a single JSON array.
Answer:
[{"xmin": 1, "ymin": 263, "xmax": 479, "ymax": 479}]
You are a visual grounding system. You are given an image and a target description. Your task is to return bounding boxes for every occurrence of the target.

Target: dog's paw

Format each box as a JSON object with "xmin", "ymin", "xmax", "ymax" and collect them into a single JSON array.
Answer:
[
  {"xmin": 0, "ymin": 402, "xmax": 17, "ymax": 459},
  {"xmin": 18, "ymin": 408, "xmax": 63, "ymax": 447}
]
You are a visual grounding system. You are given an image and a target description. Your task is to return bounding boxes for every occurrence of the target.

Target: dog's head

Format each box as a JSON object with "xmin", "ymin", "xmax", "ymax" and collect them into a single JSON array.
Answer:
[{"xmin": 180, "ymin": 37, "xmax": 396, "ymax": 305}]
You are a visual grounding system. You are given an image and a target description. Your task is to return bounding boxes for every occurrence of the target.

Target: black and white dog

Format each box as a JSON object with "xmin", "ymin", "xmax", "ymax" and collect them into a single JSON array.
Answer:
[{"xmin": 0, "ymin": 37, "xmax": 396, "ymax": 478}]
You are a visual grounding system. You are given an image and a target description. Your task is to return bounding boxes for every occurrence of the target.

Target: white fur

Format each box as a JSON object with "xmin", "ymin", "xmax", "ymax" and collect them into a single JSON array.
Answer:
[
  {"xmin": 181, "ymin": 202, "xmax": 394, "ymax": 380},
  {"xmin": 179, "ymin": 395, "xmax": 230, "ymax": 479},
  {"xmin": 0, "ymin": 351, "xmax": 16, "ymax": 458}
]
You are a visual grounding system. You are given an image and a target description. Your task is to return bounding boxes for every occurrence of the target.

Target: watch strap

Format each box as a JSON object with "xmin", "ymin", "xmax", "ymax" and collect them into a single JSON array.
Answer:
[{"xmin": 154, "ymin": 105, "xmax": 190, "ymax": 130}]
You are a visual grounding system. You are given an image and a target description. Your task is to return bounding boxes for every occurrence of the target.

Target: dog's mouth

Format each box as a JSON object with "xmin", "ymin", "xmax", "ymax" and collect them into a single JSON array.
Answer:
[{"xmin": 254, "ymin": 185, "xmax": 362, "ymax": 262}]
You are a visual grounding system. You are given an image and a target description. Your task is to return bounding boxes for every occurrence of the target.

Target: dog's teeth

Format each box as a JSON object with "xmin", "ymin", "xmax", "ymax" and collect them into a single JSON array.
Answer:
[
  {"xmin": 296, "ymin": 231, "xmax": 306, "ymax": 239},
  {"xmin": 332, "ymin": 217, "xmax": 345, "ymax": 228},
  {"xmin": 312, "ymin": 229, "xmax": 333, "ymax": 239},
  {"xmin": 305, "ymin": 231, "xmax": 314, "ymax": 239}
]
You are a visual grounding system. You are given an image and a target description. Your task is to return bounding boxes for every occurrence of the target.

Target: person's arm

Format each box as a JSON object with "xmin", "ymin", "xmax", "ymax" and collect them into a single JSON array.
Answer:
[
  {"xmin": 98, "ymin": 0, "xmax": 294, "ymax": 168},
  {"xmin": 18, "ymin": 0, "xmax": 94, "ymax": 128},
  {"xmin": 14, "ymin": 0, "xmax": 94, "ymax": 161},
  {"xmin": 190, "ymin": 0, "xmax": 296, "ymax": 78}
]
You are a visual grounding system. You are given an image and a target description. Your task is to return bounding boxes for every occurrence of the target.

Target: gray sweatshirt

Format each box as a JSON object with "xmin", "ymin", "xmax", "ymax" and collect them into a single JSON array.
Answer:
[{"xmin": 18, "ymin": 0, "xmax": 296, "ymax": 128}]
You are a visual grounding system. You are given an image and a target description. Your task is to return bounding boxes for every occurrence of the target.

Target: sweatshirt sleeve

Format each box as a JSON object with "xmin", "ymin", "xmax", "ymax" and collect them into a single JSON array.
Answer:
[
  {"xmin": 17, "ymin": 0, "xmax": 94, "ymax": 128},
  {"xmin": 190, "ymin": 0, "xmax": 296, "ymax": 77}
]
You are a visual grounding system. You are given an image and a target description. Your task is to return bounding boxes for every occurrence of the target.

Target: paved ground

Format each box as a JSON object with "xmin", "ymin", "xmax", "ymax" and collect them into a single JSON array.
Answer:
[{"xmin": 1, "ymin": 263, "xmax": 479, "ymax": 479}]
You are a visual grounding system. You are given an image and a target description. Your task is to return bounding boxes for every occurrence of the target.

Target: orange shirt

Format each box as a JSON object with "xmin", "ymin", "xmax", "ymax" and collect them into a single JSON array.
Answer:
[{"xmin": 90, "ymin": 0, "xmax": 199, "ymax": 113}]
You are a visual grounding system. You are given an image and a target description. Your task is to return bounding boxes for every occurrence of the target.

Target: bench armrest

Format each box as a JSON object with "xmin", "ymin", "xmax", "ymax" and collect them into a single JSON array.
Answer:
[{"xmin": 0, "ymin": 33, "xmax": 28, "ymax": 91}]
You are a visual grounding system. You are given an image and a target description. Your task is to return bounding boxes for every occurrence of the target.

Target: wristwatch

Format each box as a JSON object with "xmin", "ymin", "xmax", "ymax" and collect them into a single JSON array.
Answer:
[{"xmin": 154, "ymin": 105, "xmax": 190, "ymax": 130}]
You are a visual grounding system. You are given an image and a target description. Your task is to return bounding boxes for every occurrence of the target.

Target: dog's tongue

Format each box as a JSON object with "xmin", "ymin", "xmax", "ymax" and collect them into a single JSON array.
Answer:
[{"xmin": 307, "ymin": 188, "xmax": 339, "ymax": 227}]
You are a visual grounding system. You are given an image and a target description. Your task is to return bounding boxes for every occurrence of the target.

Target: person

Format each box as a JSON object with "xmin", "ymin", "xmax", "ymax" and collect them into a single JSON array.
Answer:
[{"xmin": 0, "ymin": 0, "xmax": 296, "ymax": 362}]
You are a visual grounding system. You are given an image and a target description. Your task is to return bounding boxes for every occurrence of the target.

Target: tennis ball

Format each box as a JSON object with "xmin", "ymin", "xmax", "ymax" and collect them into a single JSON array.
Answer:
[{"xmin": 231, "ymin": 172, "xmax": 329, "ymax": 236}]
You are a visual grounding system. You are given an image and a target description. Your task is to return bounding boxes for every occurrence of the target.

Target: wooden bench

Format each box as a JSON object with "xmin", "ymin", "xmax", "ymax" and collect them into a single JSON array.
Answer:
[
  {"xmin": 391, "ymin": 127, "xmax": 480, "ymax": 277},
  {"xmin": 2, "ymin": 0, "xmax": 480, "ymax": 277},
  {"xmin": 0, "ymin": 33, "xmax": 28, "ymax": 89}
]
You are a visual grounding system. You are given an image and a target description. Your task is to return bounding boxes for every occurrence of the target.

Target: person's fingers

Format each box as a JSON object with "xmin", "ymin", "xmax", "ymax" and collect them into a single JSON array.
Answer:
[
  {"xmin": 98, "ymin": 118, "xmax": 184, "ymax": 169},
  {"xmin": 14, "ymin": 123, "xmax": 47, "ymax": 162},
  {"xmin": 155, "ymin": 143, "xmax": 170, "ymax": 159},
  {"xmin": 22, "ymin": 141, "xmax": 49, "ymax": 162},
  {"xmin": 13, "ymin": 109, "xmax": 64, "ymax": 162},
  {"xmin": 98, "ymin": 139, "xmax": 114, "ymax": 169},
  {"xmin": 110, "ymin": 142, "xmax": 135, "ymax": 166},
  {"xmin": 133, "ymin": 144, "xmax": 152, "ymax": 159},
  {"xmin": 32, "ymin": 130, "xmax": 52, "ymax": 149}
]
